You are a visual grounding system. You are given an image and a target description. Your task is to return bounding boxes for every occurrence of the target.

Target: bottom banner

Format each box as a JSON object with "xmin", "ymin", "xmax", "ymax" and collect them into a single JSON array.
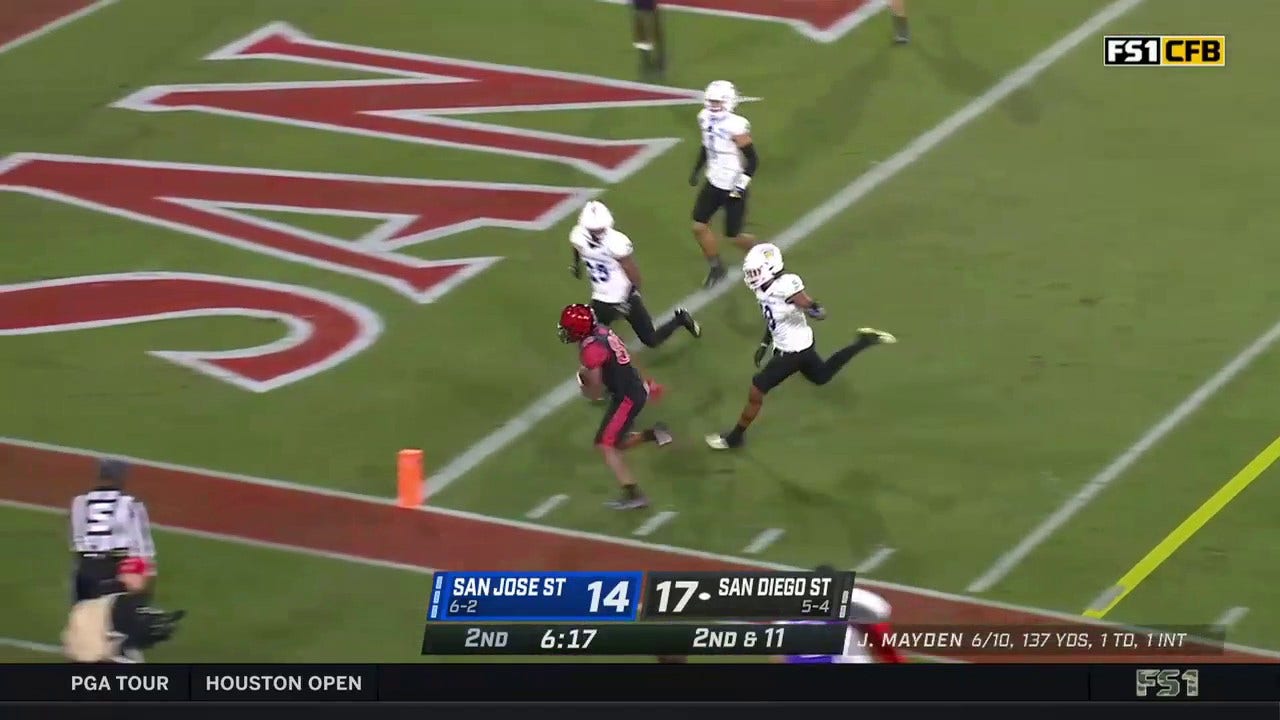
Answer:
[{"xmin": 1, "ymin": 664, "xmax": 1279, "ymax": 702}]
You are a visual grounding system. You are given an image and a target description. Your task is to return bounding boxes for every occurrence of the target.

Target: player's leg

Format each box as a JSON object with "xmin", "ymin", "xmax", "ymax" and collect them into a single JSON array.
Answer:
[
  {"xmin": 627, "ymin": 294, "xmax": 701, "ymax": 346},
  {"xmin": 889, "ymin": 0, "xmax": 910, "ymax": 44},
  {"xmin": 631, "ymin": 0, "xmax": 659, "ymax": 78},
  {"xmin": 705, "ymin": 352, "xmax": 801, "ymax": 449},
  {"xmin": 724, "ymin": 190, "xmax": 757, "ymax": 253},
  {"xmin": 691, "ymin": 182, "xmax": 730, "ymax": 287},
  {"xmin": 800, "ymin": 329, "xmax": 897, "ymax": 386},
  {"xmin": 590, "ymin": 299, "xmax": 623, "ymax": 328},
  {"xmin": 596, "ymin": 395, "xmax": 653, "ymax": 509},
  {"xmin": 651, "ymin": 2, "xmax": 668, "ymax": 77}
]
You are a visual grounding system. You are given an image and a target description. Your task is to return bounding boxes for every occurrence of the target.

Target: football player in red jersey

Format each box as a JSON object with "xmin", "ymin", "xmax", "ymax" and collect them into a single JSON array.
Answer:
[{"xmin": 559, "ymin": 304, "xmax": 672, "ymax": 510}]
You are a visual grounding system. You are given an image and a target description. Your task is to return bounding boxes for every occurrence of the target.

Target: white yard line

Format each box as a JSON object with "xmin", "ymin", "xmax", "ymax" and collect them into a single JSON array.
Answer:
[
  {"xmin": 855, "ymin": 546, "xmax": 896, "ymax": 574},
  {"xmin": 426, "ymin": 0, "xmax": 1151, "ymax": 496},
  {"xmin": 525, "ymin": 493, "xmax": 569, "ymax": 520},
  {"xmin": 0, "ymin": 636, "xmax": 62, "ymax": 655},
  {"xmin": 632, "ymin": 510, "xmax": 678, "ymax": 537},
  {"xmin": 967, "ymin": 315, "xmax": 1280, "ymax": 593},
  {"xmin": 0, "ymin": 0, "xmax": 118, "ymax": 55},
  {"xmin": 1215, "ymin": 606, "xmax": 1250, "ymax": 629},
  {"xmin": 742, "ymin": 528, "xmax": 785, "ymax": 555}
]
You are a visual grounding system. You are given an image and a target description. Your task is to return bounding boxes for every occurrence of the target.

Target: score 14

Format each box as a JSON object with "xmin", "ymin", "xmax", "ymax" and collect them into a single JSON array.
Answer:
[{"xmin": 588, "ymin": 580, "xmax": 632, "ymax": 613}]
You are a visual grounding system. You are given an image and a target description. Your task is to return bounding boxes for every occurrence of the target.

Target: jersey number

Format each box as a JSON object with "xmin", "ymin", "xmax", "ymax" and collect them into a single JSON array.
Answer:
[
  {"xmin": 86, "ymin": 501, "xmax": 116, "ymax": 534},
  {"xmin": 761, "ymin": 303, "xmax": 777, "ymax": 331},
  {"xmin": 584, "ymin": 260, "xmax": 610, "ymax": 283},
  {"xmin": 701, "ymin": 122, "xmax": 720, "ymax": 158},
  {"xmin": 606, "ymin": 332, "xmax": 631, "ymax": 365}
]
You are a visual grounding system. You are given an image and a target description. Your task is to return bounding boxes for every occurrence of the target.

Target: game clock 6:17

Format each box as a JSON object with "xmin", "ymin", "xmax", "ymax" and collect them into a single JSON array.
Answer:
[{"xmin": 541, "ymin": 627, "xmax": 598, "ymax": 651}]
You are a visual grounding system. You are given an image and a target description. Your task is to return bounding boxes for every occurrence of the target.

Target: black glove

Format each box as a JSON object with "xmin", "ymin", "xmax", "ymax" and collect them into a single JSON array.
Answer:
[
  {"xmin": 688, "ymin": 171, "xmax": 700, "ymax": 187},
  {"xmin": 753, "ymin": 342, "xmax": 770, "ymax": 368}
]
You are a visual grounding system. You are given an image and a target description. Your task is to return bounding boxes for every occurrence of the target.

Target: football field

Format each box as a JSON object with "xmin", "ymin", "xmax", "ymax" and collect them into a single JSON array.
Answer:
[{"xmin": 2, "ymin": 0, "xmax": 1279, "ymax": 662}]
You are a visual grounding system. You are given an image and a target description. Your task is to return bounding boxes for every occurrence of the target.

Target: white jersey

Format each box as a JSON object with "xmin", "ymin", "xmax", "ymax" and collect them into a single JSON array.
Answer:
[
  {"xmin": 70, "ymin": 490, "xmax": 156, "ymax": 560},
  {"xmin": 570, "ymin": 225, "xmax": 634, "ymax": 304},
  {"xmin": 697, "ymin": 108, "xmax": 751, "ymax": 191},
  {"xmin": 755, "ymin": 272, "xmax": 813, "ymax": 352}
]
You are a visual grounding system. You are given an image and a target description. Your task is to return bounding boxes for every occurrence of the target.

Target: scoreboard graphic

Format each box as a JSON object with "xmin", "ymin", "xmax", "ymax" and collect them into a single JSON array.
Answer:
[{"xmin": 423, "ymin": 569, "xmax": 858, "ymax": 656}]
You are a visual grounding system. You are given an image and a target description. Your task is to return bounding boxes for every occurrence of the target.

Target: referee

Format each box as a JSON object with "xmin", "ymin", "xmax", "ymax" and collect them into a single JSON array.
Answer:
[{"xmin": 70, "ymin": 459, "xmax": 156, "ymax": 604}]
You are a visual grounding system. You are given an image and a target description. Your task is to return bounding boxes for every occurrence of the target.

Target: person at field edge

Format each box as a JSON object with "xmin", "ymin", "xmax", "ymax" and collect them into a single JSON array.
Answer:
[
  {"xmin": 889, "ymin": 0, "xmax": 910, "ymax": 44},
  {"xmin": 64, "ymin": 584, "xmax": 185, "ymax": 663},
  {"xmin": 630, "ymin": 0, "xmax": 667, "ymax": 79},
  {"xmin": 559, "ymin": 303, "xmax": 673, "ymax": 510},
  {"xmin": 70, "ymin": 459, "xmax": 157, "ymax": 605},
  {"xmin": 778, "ymin": 565, "xmax": 905, "ymax": 664}
]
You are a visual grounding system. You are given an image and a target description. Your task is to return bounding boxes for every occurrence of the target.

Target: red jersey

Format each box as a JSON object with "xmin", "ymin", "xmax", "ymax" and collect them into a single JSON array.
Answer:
[{"xmin": 579, "ymin": 327, "xmax": 645, "ymax": 399}]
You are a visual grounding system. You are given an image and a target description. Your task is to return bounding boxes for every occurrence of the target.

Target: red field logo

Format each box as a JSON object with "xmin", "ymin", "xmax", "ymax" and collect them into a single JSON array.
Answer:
[
  {"xmin": 113, "ymin": 22, "xmax": 705, "ymax": 182},
  {"xmin": 0, "ymin": 272, "xmax": 383, "ymax": 392},
  {"xmin": 598, "ymin": 0, "xmax": 883, "ymax": 43},
  {"xmin": 0, "ymin": 153, "xmax": 595, "ymax": 303}
]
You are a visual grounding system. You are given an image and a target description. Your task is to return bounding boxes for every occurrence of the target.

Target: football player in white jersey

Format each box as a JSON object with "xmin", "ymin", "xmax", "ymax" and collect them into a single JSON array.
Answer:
[
  {"xmin": 689, "ymin": 80, "xmax": 759, "ymax": 288},
  {"xmin": 570, "ymin": 200, "xmax": 701, "ymax": 347},
  {"xmin": 705, "ymin": 244, "xmax": 896, "ymax": 450}
]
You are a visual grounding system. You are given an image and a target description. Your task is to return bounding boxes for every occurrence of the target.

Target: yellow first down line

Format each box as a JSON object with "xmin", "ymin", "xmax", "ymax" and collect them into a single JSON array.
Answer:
[{"xmin": 1084, "ymin": 433, "xmax": 1280, "ymax": 619}]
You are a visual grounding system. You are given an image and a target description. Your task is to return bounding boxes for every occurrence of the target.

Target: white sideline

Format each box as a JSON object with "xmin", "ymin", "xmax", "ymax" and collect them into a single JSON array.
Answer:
[
  {"xmin": 0, "ymin": 0, "xmax": 117, "ymax": 56},
  {"xmin": 3, "ymin": 434, "xmax": 1279, "ymax": 659},
  {"xmin": 426, "ymin": 0, "xmax": 1151, "ymax": 496}
]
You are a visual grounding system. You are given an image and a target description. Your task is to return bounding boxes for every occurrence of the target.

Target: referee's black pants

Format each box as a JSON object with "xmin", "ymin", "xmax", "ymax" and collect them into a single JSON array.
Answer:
[{"xmin": 71, "ymin": 555, "xmax": 125, "ymax": 604}]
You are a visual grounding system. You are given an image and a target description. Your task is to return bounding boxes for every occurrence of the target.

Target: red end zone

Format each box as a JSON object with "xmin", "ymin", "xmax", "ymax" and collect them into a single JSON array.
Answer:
[{"xmin": 1, "ymin": 439, "xmax": 1274, "ymax": 663}]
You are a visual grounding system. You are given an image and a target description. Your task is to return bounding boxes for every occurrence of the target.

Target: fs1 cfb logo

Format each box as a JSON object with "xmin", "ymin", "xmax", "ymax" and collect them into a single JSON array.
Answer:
[{"xmin": 1105, "ymin": 36, "xmax": 1226, "ymax": 66}]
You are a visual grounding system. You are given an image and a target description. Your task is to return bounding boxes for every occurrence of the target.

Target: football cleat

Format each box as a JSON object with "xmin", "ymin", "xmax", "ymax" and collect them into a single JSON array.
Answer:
[
  {"xmin": 704, "ymin": 433, "xmax": 742, "ymax": 450},
  {"xmin": 857, "ymin": 328, "xmax": 898, "ymax": 345},
  {"xmin": 651, "ymin": 422, "xmax": 674, "ymax": 447},
  {"xmin": 604, "ymin": 496, "xmax": 650, "ymax": 511},
  {"xmin": 675, "ymin": 308, "xmax": 702, "ymax": 338}
]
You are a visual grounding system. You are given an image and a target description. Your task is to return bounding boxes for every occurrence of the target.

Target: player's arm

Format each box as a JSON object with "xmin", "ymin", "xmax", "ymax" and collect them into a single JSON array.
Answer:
[
  {"xmin": 579, "ymin": 343, "xmax": 609, "ymax": 401},
  {"xmin": 754, "ymin": 321, "xmax": 772, "ymax": 367},
  {"xmin": 787, "ymin": 290, "xmax": 825, "ymax": 320},
  {"xmin": 733, "ymin": 130, "xmax": 757, "ymax": 194},
  {"xmin": 570, "ymin": 247, "xmax": 582, "ymax": 279},
  {"xmin": 688, "ymin": 145, "xmax": 707, "ymax": 186},
  {"xmin": 618, "ymin": 255, "xmax": 642, "ymax": 294}
]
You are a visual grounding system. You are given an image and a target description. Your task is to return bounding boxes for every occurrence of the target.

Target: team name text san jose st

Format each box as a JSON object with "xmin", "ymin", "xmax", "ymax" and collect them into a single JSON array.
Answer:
[
  {"xmin": 453, "ymin": 576, "xmax": 568, "ymax": 597},
  {"xmin": 718, "ymin": 576, "xmax": 832, "ymax": 597}
]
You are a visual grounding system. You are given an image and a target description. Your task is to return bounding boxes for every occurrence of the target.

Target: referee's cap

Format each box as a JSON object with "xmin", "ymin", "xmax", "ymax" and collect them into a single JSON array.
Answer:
[{"xmin": 98, "ymin": 458, "xmax": 129, "ymax": 484}]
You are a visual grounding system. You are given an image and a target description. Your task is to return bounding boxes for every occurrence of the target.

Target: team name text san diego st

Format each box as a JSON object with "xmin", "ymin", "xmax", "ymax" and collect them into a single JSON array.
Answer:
[{"xmin": 719, "ymin": 577, "xmax": 832, "ymax": 597}]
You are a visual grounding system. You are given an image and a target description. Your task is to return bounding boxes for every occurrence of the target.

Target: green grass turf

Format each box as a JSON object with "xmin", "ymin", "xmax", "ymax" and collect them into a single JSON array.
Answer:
[{"xmin": 1, "ymin": 0, "xmax": 1278, "ymax": 659}]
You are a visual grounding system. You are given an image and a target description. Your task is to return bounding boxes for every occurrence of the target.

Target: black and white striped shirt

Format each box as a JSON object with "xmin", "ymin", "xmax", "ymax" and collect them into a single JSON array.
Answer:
[{"xmin": 70, "ymin": 489, "xmax": 156, "ymax": 560}]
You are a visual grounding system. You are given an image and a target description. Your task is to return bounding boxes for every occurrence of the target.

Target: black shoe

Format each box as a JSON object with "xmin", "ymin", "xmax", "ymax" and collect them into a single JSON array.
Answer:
[
  {"xmin": 703, "ymin": 263, "xmax": 727, "ymax": 288},
  {"xmin": 675, "ymin": 308, "xmax": 701, "ymax": 338},
  {"xmin": 605, "ymin": 496, "xmax": 650, "ymax": 510}
]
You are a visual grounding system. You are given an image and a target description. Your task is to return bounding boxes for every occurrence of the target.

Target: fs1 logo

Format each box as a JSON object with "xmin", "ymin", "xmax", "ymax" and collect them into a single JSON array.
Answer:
[
  {"xmin": 1105, "ymin": 36, "xmax": 1226, "ymax": 66},
  {"xmin": 1136, "ymin": 668, "xmax": 1200, "ymax": 698}
]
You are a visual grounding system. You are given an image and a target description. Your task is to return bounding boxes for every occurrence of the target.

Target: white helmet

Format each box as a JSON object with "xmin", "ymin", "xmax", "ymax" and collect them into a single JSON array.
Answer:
[
  {"xmin": 742, "ymin": 243, "xmax": 784, "ymax": 290},
  {"xmin": 578, "ymin": 200, "xmax": 614, "ymax": 233},
  {"xmin": 703, "ymin": 80, "xmax": 738, "ymax": 114}
]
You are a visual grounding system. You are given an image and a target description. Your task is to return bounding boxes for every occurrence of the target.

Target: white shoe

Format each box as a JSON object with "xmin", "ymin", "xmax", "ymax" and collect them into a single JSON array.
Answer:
[
  {"xmin": 857, "ymin": 328, "xmax": 898, "ymax": 344},
  {"xmin": 705, "ymin": 434, "xmax": 730, "ymax": 450}
]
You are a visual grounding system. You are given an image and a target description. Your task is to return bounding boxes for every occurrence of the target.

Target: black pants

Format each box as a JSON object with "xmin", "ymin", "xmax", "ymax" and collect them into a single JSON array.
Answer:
[
  {"xmin": 591, "ymin": 296, "xmax": 682, "ymax": 349},
  {"xmin": 691, "ymin": 181, "xmax": 748, "ymax": 239},
  {"xmin": 751, "ymin": 337, "xmax": 874, "ymax": 394},
  {"xmin": 71, "ymin": 555, "xmax": 124, "ymax": 604}
]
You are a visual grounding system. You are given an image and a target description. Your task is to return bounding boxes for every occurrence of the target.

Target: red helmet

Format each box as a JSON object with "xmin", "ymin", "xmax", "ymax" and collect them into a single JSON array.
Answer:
[{"xmin": 558, "ymin": 303, "xmax": 596, "ymax": 343}]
